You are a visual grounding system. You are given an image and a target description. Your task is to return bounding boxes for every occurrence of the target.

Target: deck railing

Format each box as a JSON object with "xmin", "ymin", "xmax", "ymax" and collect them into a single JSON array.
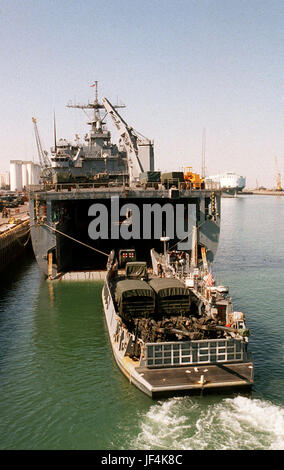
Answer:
[
  {"xmin": 27, "ymin": 179, "xmax": 221, "ymax": 193},
  {"xmin": 144, "ymin": 338, "xmax": 247, "ymax": 368}
]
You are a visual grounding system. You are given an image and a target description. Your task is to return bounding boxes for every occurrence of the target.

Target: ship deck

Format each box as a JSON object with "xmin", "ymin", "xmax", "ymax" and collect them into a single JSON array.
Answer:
[
  {"xmin": 136, "ymin": 362, "xmax": 254, "ymax": 397},
  {"xmin": 29, "ymin": 184, "xmax": 220, "ymax": 200}
]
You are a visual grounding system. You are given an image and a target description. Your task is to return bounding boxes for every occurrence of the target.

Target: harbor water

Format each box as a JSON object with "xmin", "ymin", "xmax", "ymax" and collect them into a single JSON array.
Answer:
[{"xmin": 0, "ymin": 195, "xmax": 284, "ymax": 450}]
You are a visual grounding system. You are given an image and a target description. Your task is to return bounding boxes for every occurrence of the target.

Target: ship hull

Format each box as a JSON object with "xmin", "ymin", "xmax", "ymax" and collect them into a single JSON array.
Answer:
[
  {"xmin": 29, "ymin": 186, "xmax": 221, "ymax": 277},
  {"xmin": 222, "ymin": 188, "xmax": 237, "ymax": 198}
]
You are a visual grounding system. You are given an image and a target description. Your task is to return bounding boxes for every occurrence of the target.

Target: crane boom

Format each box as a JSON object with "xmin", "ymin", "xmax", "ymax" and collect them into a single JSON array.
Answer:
[
  {"xmin": 102, "ymin": 97, "xmax": 144, "ymax": 185},
  {"xmin": 275, "ymin": 156, "xmax": 282, "ymax": 191},
  {"xmin": 32, "ymin": 118, "xmax": 52, "ymax": 174}
]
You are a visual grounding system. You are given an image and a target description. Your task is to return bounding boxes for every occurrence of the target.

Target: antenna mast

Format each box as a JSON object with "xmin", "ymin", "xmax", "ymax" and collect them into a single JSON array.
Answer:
[
  {"xmin": 201, "ymin": 128, "xmax": 206, "ymax": 179},
  {"xmin": 53, "ymin": 111, "xmax": 57, "ymax": 153},
  {"xmin": 66, "ymin": 81, "xmax": 125, "ymax": 129},
  {"xmin": 91, "ymin": 80, "xmax": 98, "ymax": 103}
]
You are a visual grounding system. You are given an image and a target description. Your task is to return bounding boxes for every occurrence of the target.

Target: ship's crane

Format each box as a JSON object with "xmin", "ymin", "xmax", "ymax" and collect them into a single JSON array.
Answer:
[
  {"xmin": 32, "ymin": 117, "xmax": 52, "ymax": 178},
  {"xmin": 102, "ymin": 97, "xmax": 145, "ymax": 185},
  {"xmin": 275, "ymin": 156, "xmax": 282, "ymax": 191}
]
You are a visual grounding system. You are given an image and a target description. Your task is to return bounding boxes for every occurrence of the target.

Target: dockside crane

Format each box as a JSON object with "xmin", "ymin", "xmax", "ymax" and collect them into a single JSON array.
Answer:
[
  {"xmin": 32, "ymin": 117, "xmax": 52, "ymax": 179},
  {"xmin": 275, "ymin": 156, "xmax": 282, "ymax": 191}
]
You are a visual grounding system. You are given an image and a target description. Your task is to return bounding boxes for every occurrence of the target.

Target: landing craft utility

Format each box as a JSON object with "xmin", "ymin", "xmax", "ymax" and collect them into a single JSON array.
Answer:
[{"xmin": 102, "ymin": 243, "xmax": 254, "ymax": 398}]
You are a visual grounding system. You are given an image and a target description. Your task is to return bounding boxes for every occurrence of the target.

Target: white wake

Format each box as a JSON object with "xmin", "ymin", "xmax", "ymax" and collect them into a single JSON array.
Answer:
[{"xmin": 132, "ymin": 396, "xmax": 284, "ymax": 450}]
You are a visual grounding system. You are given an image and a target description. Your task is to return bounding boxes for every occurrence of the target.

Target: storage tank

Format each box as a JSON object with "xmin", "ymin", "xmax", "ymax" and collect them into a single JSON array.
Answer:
[
  {"xmin": 0, "ymin": 171, "xmax": 10, "ymax": 189},
  {"xmin": 10, "ymin": 160, "xmax": 23, "ymax": 191},
  {"xmin": 22, "ymin": 161, "xmax": 28, "ymax": 188},
  {"xmin": 26, "ymin": 161, "xmax": 34, "ymax": 185}
]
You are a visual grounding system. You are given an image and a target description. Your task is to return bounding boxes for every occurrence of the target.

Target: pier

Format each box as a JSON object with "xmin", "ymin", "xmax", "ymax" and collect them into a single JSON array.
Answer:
[
  {"xmin": 0, "ymin": 202, "xmax": 30, "ymax": 272},
  {"xmin": 242, "ymin": 190, "xmax": 284, "ymax": 196}
]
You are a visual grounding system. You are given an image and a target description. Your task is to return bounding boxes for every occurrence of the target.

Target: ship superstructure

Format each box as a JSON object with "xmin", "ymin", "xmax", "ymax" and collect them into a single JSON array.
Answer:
[
  {"xmin": 29, "ymin": 84, "xmax": 221, "ymax": 278},
  {"xmin": 49, "ymin": 82, "xmax": 154, "ymax": 186}
]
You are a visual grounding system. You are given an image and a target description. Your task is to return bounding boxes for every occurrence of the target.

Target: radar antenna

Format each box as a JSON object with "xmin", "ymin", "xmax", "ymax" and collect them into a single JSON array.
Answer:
[{"xmin": 66, "ymin": 81, "xmax": 126, "ymax": 136}]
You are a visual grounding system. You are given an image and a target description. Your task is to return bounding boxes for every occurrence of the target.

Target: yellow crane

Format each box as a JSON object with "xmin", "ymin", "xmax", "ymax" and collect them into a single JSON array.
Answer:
[{"xmin": 275, "ymin": 157, "xmax": 282, "ymax": 191}]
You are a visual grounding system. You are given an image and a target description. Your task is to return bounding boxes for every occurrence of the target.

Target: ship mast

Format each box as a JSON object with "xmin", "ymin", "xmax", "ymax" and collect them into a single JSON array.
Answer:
[
  {"xmin": 66, "ymin": 82, "xmax": 125, "ymax": 147},
  {"xmin": 90, "ymin": 81, "xmax": 101, "ymax": 123}
]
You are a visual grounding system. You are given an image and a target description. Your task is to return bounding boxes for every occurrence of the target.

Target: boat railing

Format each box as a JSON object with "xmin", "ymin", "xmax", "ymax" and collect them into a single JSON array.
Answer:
[{"xmin": 142, "ymin": 338, "xmax": 249, "ymax": 368}]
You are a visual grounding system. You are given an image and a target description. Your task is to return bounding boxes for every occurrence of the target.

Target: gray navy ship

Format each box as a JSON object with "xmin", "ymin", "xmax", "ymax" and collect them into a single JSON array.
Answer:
[{"xmin": 29, "ymin": 83, "xmax": 221, "ymax": 279}]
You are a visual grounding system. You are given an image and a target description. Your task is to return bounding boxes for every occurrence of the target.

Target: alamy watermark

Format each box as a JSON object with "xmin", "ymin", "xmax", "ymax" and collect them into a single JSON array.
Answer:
[{"xmin": 88, "ymin": 196, "xmax": 195, "ymax": 250}]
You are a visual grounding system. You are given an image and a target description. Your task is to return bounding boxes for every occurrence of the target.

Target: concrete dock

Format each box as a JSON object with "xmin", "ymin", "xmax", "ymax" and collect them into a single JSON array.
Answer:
[
  {"xmin": 0, "ymin": 202, "xmax": 30, "ymax": 272},
  {"xmin": 0, "ymin": 202, "xmax": 30, "ymax": 228}
]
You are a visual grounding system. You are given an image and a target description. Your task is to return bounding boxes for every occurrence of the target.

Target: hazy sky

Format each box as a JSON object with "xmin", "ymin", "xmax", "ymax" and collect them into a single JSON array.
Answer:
[{"xmin": 1, "ymin": 0, "xmax": 284, "ymax": 188}]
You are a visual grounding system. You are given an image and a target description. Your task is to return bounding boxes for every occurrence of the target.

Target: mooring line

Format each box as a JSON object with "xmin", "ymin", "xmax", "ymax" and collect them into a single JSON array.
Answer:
[
  {"xmin": 42, "ymin": 223, "xmax": 110, "ymax": 257},
  {"xmin": 169, "ymin": 220, "xmax": 207, "ymax": 251}
]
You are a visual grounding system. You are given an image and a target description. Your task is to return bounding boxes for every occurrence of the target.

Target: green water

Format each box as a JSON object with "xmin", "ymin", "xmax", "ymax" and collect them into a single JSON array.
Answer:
[{"xmin": 0, "ymin": 195, "xmax": 284, "ymax": 450}]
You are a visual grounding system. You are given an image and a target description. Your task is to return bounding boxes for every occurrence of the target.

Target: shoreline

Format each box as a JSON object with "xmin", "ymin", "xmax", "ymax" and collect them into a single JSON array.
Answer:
[{"xmin": 240, "ymin": 190, "xmax": 284, "ymax": 196}]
